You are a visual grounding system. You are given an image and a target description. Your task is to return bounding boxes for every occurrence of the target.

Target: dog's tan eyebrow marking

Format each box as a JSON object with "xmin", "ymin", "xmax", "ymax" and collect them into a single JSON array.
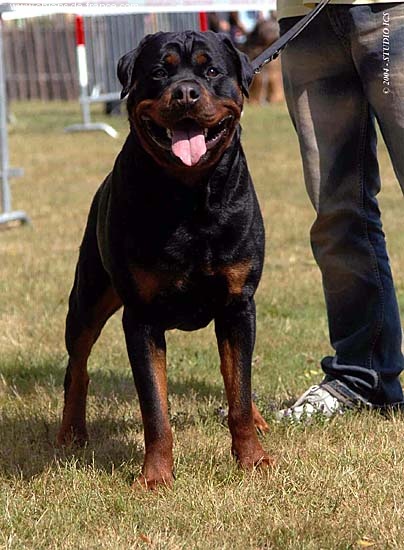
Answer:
[
  {"xmin": 194, "ymin": 52, "xmax": 209, "ymax": 65},
  {"xmin": 164, "ymin": 53, "xmax": 180, "ymax": 66}
]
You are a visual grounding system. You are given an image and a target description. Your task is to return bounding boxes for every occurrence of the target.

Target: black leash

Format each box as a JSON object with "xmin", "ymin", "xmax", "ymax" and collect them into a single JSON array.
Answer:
[{"xmin": 251, "ymin": 0, "xmax": 332, "ymax": 74}]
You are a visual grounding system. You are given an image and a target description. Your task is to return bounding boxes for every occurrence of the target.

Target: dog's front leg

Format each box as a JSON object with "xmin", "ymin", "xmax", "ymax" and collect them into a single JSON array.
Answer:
[
  {"xmin": 215, "ymin": 299, "xmax": 273, "ymax": 469},
  {"xmin": 122, "ymin": 308, "xmax": 173, "ymax": 490}
]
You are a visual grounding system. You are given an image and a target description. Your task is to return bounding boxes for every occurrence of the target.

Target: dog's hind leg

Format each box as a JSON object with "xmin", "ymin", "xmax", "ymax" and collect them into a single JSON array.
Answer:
[{"xmin": 57, "ymin": 208, "xmax": 122, "ymax": 447}]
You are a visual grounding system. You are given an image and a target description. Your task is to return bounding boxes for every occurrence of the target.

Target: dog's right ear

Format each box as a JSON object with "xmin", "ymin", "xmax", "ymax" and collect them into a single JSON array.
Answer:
[
  {"xmin": 117, "ymin": 34, "xmax": 156, "ymax": 99},
  {"xmin": 117, "ymin": 48, "xmax": 137, "ymax": 100}
]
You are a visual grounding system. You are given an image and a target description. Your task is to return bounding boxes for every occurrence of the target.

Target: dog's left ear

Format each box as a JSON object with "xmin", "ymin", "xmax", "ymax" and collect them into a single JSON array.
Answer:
[
  {"xmin": 117, "ymin": 34, "xmax": 158, "ymax": 99},
  {"xmin": 219, "ymin": 34, "xmax": 254, "ymax": 98}
]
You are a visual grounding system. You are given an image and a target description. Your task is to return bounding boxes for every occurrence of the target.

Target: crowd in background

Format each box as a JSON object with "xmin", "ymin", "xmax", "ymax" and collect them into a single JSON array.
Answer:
[{"xmin": 207, "ymin": 11, "xmax": 284, "ymax": 104}]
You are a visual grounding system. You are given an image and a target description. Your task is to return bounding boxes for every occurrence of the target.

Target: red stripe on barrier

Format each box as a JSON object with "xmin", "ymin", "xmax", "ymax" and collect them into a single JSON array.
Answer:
[
  {"xmin": 199, "ymin": 12, "xmax": 208, "ymax": 32},
  {"xmin": 75, "ymin": 15, "xmax": 85, "ymax": 46}
]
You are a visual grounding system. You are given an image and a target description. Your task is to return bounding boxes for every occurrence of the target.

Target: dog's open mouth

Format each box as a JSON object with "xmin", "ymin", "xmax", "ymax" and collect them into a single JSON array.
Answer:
[{"xmin": 141, "ymin": 116, "xmax": 234, "ymax": 167}]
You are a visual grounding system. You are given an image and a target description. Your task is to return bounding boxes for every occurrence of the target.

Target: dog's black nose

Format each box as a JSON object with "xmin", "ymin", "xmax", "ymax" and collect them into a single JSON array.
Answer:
[{"xmin": 172, "ymin": 82, "xmax": 201, "ymax": 106}]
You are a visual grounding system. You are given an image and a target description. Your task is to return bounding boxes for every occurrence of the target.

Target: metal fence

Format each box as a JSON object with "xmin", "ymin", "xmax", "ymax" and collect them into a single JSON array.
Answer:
[
  {"xmin": 4, "ymin": 13, "xmax": 200, "ymax": 101},
  {"xmin": 85, "ymin": 13, "xmax": 199, "ymax": 97}
]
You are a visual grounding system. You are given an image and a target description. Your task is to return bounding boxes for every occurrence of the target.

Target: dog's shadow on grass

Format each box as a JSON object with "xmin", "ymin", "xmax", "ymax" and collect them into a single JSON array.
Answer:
[
  {"xmin": 0, "ymin": 355, "xmax": 223, "ymax": 400},
  {"xmin": 0, "ymin": 413, "xmax": 145, "ymax": 482},
  {"xmin": 0, "ymin": 356, "xmax": 225, "ymax": 481}
]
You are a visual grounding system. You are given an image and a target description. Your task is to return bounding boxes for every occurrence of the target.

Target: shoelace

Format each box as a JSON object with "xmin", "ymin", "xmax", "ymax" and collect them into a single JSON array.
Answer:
[{"xmin": 292, "ymin": 385, "xmax": 323, "ymax": 407}]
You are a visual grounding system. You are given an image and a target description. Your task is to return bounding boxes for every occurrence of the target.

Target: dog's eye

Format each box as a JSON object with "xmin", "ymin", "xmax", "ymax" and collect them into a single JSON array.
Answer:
[
  {"xmin": 152, "ymin": 68, "xmax": 167, "ymax": 79},
  {"xmin": 206, "ymin": 67, "xmax": 220, "ymax": 78}
]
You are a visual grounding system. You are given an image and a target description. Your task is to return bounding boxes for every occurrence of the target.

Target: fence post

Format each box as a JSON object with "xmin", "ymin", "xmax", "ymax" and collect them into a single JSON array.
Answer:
[
  {"xmin": 199, "ymin": 12, "xmax": 208, "ymax": 32},
  {"xmin": 76, "ymin": 15, "xmax": 91, "ymax": 125},
  {"xmin": 0, "ymin": 13, "xmax": 29, "ymax": 227},
  {"xmin": 64, "ymin": 14, "xmax": 118, "ymax": 139}
]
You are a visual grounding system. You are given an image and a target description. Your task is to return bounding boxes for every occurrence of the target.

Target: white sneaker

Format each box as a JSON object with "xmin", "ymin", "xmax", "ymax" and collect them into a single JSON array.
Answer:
[{"xmin": 275, "ymin": 384, "xmax": 347, "ymax": 422}]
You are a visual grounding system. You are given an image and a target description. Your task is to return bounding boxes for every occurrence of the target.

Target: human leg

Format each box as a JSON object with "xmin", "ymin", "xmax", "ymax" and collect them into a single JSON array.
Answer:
[{"xmin": 278, "ymin": 7, "xmax": 403, "ymax": 414}]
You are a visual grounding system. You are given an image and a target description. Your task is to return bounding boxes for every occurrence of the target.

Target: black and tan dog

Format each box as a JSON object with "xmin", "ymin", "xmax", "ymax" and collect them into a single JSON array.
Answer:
[{"xmin": 57, "ymin": 31, "xmax": 272, "ymax": 489}]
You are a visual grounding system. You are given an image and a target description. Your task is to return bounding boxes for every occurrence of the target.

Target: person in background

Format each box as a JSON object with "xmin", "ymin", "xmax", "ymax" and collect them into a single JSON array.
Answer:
[
  {"xmin": 207, "ymin": 12, "xmax": 231, "ymax": 34},
  {"xmin": 276, "ymin": 1, "xmax": 404, "ymax": 420},
  {"xmin": 240, "ymin": 12, "xmax": 284, "ymax": 103}
]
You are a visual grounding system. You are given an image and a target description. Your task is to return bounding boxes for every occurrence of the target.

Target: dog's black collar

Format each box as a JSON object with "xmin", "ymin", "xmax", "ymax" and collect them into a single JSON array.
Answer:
[{"xmin": 251, "ymin": 0, "xmax": 331, "ymax": 74}]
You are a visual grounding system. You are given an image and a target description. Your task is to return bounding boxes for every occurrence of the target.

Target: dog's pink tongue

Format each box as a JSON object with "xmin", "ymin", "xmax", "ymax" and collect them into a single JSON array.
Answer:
[{"xmin": 171, "ymin": 126, "xmax": 207, "ymax": 167}]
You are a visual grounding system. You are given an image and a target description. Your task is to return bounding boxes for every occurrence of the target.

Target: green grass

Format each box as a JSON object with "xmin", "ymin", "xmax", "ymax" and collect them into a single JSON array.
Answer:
[{"xmin": 1, "ymin": 101, "xmax": 404, "ymax": 549}]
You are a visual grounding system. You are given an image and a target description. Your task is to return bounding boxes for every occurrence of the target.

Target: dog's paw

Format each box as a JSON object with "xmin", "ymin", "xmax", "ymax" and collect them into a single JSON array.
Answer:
[
  {"xmin": 133, "ymin": 471, "xmax": 174, "ymax": 491},
  {"xmin": 132, "ymin": 456, "xmax": 175, "ymax": 491},
  {"xmin": 56, "ymin": 425, "xmax": 88, "ymax": 448},
  {"xmin": 233, "ymin": 441, "xmax": 275, "ymax": 470}
]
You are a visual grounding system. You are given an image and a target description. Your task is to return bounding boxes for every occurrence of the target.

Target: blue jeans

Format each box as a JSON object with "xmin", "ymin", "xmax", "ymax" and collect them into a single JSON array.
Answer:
[{"xmin": 280, "ymin": 4, "xmax": 404, "ymax": 405}]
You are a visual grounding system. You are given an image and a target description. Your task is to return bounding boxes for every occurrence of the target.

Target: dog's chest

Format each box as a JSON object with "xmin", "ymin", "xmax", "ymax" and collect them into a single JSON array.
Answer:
[
  {"xmin": 127, "ymin": 258, "xmax": 251, "ymax": 330},
  {"xmin": 131, "ymin": 259, "xmax": 250, "ymax": 304},
  {"xmin": 122, "ymin": 200, "xmax": 248, "ymax": 293},
  {"xmin": 107, "ymin": 176, "xmax": 258, "ymax": 327}
]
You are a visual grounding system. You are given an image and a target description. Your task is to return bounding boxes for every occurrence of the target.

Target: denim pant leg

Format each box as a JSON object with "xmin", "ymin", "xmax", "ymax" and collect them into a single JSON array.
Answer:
[
  {"xmin": 348, "ymin": 4, "xmax": 404, "ymax": 401},
  {"xmin": 351, "ymin": 4, "xmax": 404, "ymax": 190},
  {"xmin": 280, "ymin": 8, "xmax": 404, "ymax": 405}
]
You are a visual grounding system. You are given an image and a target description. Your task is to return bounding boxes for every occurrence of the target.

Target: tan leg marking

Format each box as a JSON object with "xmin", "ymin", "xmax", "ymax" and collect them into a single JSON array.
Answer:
[
  {"xmin": 131, "ymin": 267, "xmax": 165, "ymax": 303},
  {"xmin": 219, "ymin": 339, "xmax": 273, "ymax": 469},
  {"xmin": 219, "ymin": 260, "xmax": 252, "ymax": 296},
  {"xmin": 131, "ymin": 267, "xmax": 188, "ymax": 303},
  {"xmin": 135, "ymin": 341, "xmax": 174, "ymax": 491}
]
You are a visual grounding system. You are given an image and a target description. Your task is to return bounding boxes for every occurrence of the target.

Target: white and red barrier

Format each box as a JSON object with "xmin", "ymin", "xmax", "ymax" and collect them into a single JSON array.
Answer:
[
  {"xmin": 199, "ymin": 12, "xmax": 208, "ymax": 31},
  {"xmin": 65, "ymin": 11, "xmax": 206, "ymax": 138},
  {"xmin": 75, "ymin": 16, "xmax": 88, "ymax": 89},
  {"xmin": 65, "ymin": 15, "xmax": 119, "ymax": 138}
]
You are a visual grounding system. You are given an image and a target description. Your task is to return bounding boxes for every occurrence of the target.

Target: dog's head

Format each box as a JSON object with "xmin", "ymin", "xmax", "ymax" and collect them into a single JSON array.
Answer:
[{"xmin": 117, "ymin": 31, "xmax": 253, "ymax": 172}]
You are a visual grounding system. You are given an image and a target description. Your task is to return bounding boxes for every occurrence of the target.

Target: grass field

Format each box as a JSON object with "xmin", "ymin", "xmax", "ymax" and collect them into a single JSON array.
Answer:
[{"xmin": 1, "ymin": 102, "xmax": 404, "ymax": 549}]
